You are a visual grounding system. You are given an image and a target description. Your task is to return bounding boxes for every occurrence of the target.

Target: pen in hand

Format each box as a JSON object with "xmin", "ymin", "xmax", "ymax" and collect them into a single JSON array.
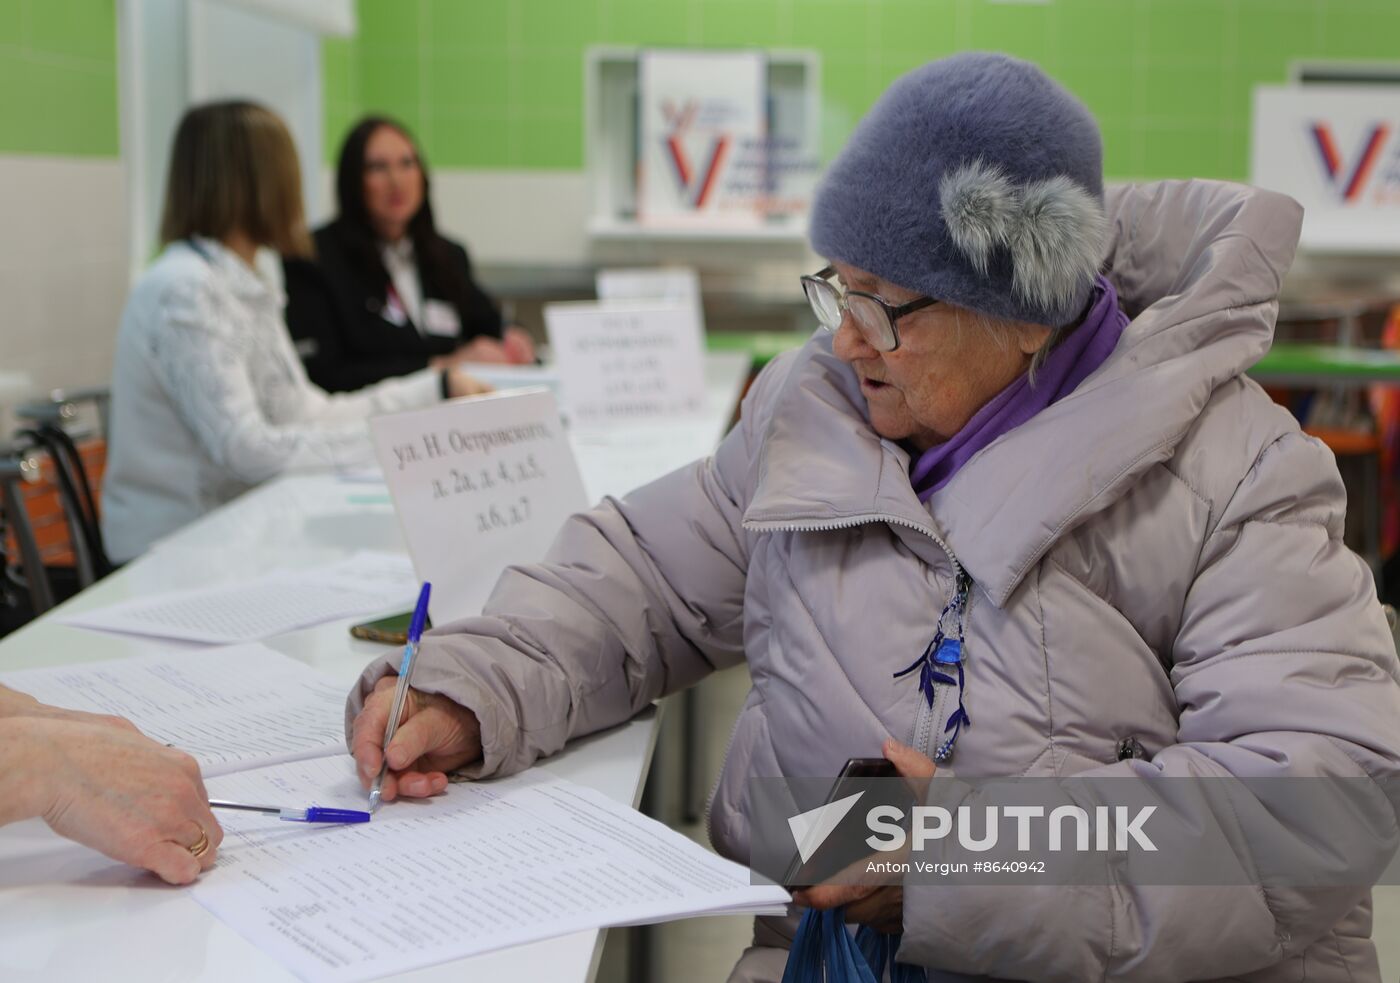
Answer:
[{"xmin": 370, "ymin": 581, "xmax": 432, "ymax": 812}]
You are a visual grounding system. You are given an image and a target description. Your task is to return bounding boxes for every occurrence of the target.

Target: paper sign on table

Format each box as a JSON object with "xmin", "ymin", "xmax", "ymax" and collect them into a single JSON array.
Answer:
[
  {"xmin": 545, "ymin": 300, "xmax": 707, "ymax": 426},
  {"xmin": 368, "ymin": 388, "xmax": 589, "ymax": 624},
  {"xmin": 596, "ymin": 266, "xmax": 705, "ymax": 327}
]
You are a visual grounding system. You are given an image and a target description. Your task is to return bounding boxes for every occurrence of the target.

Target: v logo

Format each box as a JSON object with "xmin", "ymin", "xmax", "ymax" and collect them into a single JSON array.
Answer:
[
  {"xmin": 665, "ymin": 133, "xmax": 731, "ymax": 209},
  {"xmin": 1310, "ymin": 123, "xmax": 1390, "ymax": 202}
]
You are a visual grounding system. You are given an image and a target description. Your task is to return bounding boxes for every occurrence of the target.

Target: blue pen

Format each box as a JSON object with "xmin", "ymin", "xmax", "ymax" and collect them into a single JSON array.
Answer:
[
  {"xmin": 209, "ymin": 800, "xmax": 371, "ymax": 824},
  {"xmin": 369, "ymin": 582, "xmax": 432, "ymax": 812}
]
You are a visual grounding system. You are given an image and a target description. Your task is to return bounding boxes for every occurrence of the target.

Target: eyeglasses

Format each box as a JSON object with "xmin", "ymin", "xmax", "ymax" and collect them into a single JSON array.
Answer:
[{"xmin": 800, "ymin": 265, "xmax": 939, "ymax": 353}]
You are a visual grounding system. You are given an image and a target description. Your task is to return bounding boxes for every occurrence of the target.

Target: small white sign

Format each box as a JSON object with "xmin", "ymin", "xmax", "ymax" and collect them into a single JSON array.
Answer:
[
  {"xmin": 597, "ymin": 266, "xmax": 706, "ymax": 332},
  {"xmin": 369, "ymin": 390, "xmax": 589, "ymax": 624},
  {"xmin": 1251, "ymin": 84, "xmax": 1400, "ymax": 251},
  {"xmin": 639, "ymin": 49, "xmax": 767, "ymax": 228},
  {"xmin": 544, "ymin": 301, "xmax": 708, "ymax": 426}
]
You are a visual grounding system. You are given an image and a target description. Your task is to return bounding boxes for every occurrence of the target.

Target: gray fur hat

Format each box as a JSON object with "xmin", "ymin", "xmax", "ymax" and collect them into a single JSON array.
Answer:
[{"xmin": 809, "ymin": 52, "xmax": 1106, "ymax": 328}]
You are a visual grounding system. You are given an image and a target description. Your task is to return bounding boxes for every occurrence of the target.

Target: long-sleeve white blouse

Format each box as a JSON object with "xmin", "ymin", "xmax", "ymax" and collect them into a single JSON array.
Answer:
[{"xmin": 102, "ymin": 238, "xmax": 440, "ymax": 562}]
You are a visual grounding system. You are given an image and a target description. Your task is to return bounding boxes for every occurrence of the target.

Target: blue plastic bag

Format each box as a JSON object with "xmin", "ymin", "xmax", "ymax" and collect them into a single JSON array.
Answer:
[{"xmin": 781, "ymin": 907, "xmax": 927, "ymax": 983}]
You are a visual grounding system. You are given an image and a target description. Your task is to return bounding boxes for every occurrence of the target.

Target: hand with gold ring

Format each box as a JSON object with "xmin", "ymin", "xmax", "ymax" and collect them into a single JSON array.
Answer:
[
  {"xmin": 0, "ymin": 714, "xmax": 224, "ymax": 884},
  {"xmin": 185, "ymin": 825, "xmax": 212, "ymax": 860}
]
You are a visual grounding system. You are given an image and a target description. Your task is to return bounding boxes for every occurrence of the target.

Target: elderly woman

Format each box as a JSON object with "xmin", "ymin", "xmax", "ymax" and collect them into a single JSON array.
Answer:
[{"xmin": 347, "ymin": 54, "xmax": 1400, "ymax": 980}]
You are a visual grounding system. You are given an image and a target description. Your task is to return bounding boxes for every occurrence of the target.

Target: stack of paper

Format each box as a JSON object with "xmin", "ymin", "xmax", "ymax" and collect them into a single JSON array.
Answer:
[
  {"xmin": 461, "ymin": 362, "xmax": 563, "ymax": 400},
  {"xmin": 10, "ymin": 645, "xmax": 790, "ymax": 983},
  {"xmin": 334, "ymin": 466, "xmax": 386, "ymax": 484},
  {"xmin": 58, "ymin": 551, "xmax": 418, "ymax": 644},
  {"xmin": 0, "ymin": 645, "xmax": 347, "ymax": 775},
  {"xmin": 201, "ymin": 756, "xmax": 788, "ymax": 983}
]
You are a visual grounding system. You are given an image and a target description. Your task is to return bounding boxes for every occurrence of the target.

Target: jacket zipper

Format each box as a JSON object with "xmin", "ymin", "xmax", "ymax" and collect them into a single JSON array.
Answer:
[
  {"xmin": 743, "ymin": 511, "xmax": 968, "ymax": 761},
  {"xmin": 913, "ymin": 675, "xmax": 949, "ymax": 760}
]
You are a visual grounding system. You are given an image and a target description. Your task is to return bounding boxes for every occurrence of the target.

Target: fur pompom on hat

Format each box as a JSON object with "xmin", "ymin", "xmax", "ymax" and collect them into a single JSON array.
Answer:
[{"xmin": 809, "ymin": 52, "xmax": 1106, "ymax": 328}]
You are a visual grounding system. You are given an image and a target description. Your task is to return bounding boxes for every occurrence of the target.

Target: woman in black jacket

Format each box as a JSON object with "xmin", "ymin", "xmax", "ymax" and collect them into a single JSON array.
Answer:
[{"xmin": 285, "ymin": 116, "xmax": 534, "ymax": 392}]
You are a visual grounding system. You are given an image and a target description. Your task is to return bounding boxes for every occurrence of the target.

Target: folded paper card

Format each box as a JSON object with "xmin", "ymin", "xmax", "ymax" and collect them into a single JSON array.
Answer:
[{"xmin": 368, "ymin": 388, "xmax": 589, "ymax": 624}]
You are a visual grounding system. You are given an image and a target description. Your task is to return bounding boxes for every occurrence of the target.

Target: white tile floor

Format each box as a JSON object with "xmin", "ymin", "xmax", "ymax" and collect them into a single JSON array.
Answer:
[{"xmin": 596, "ymin": 667, "xmax": 1400, "ymax": 983}]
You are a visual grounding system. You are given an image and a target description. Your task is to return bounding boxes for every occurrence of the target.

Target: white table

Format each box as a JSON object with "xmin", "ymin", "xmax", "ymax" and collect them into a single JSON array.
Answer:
[{"xmin": 0, "ymin": 353, "xmax": 752, "ymax": 983}]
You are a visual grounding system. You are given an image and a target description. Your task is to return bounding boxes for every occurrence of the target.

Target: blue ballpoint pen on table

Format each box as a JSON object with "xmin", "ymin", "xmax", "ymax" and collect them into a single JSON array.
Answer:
[
  {"xmin": 369, "ymin": 581, "xmax": 431, "ymax": 812},
  {"xmin": 209, "ymin": 800, "xmax": 371, "ymax": 824}
]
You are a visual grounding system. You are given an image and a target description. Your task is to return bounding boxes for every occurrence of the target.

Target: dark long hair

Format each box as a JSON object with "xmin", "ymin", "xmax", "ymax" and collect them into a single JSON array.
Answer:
[{"xmin": 330, "ymin": 116, "xmax": 468, "ymax": 312}]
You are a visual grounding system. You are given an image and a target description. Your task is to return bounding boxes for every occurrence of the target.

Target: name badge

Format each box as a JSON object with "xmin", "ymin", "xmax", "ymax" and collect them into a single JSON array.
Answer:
[
  {"xmin": 378, "ymin": 293, "xmax": 409, "ymax": 327},
  {"xmin": 422, "ymin": 299, "xmax": 461, "ymax": 338}
]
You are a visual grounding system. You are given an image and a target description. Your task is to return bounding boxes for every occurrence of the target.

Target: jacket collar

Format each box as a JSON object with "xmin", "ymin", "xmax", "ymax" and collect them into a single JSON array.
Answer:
[
  {"xmin": 744, "ymin": 180, "xmax": 1303, "ymax": 607},
  {"xmin": 742, "ymin": 338, "xmax": 958, "ymax": 576}
]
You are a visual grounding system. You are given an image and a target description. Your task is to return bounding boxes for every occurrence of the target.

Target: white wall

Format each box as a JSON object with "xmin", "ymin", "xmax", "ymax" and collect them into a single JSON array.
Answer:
[
  {"xmin": 189, "ymin": 0, "xmax": 328, "ymax": 227},
  {"xmin": 121, "ymin": 0, "xmax": 345, "ymax": 279},
  {"xmin": 428, "ymin": 170, "xmax": 592, "ymax": 267},
  {"xmin": 0, "ymin": 156, "xmax": 129, "ymax": 432}
]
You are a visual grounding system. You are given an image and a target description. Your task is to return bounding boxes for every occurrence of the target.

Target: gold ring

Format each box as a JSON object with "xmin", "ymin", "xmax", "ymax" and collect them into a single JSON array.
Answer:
[{"xmin": 186, "ymin": 828, "xmax": 210, "ymax": 859}]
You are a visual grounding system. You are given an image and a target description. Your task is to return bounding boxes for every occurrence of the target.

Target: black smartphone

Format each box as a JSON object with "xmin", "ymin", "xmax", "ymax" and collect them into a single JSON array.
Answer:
[
  {"xmin": 349, "ymin": 611, "xmax": 432, "ymax": 645},
  {"xmin": 783, "ymin": 756, "xmax": 901, "ymax": 887}
]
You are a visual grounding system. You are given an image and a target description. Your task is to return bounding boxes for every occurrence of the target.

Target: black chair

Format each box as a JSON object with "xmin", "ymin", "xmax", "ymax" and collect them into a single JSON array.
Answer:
[
  {"xmin": 0, "ymin": 443, "xmax": 52, "ymax": 618},
  {"xmin": 13, "ymin": 425, "xmax": 111, "ymax": 585},
  {"xmin": 14, "ymin": 389, "xmax": 113, "ymax": 586},
  {"xmin": 15, "ymin": 385, "xmax": 111, "ymax": 440}
]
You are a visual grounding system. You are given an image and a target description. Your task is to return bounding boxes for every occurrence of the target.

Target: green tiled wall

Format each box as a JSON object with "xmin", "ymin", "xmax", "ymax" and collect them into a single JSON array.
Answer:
[
  {"xmin": 0, "ymin": 0, "xmax": 118, "ymax": 156},
  {"xmin": 329, "ymin": 0, "xmax": 1400, "ymax": 179},
  {"xmin": 2, "ymin": 0, "xmax": 1397, "ymax": 175}
]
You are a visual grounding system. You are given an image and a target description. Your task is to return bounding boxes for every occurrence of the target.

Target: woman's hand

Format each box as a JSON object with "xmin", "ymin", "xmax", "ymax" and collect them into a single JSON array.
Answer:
[
  {"xmin": 445, "ymin": 367, "xmax": 493, "ymax": 398},
  {"xmin": 22, "ymin": 717, "xmax": 223, "ymax": 885},
  {"xmin": 453, "ymin": 337, "xmax": 511, "ymax": 365},
  {"xmin": 0, "ymin": 683, "xmax": 40, "ymax": 718},
  {"xmin": 500, "ymin": 326, "xmax": 536, "ymax": 365},
  {"xmin": 349, "ymin": 676, "xmax": 483, "ymax": 802},
  {"xmin": 429, "ymin": 343, "xmax": 495, "ymax": 371},
  {"xmin": 432, "ymin": 329, "xmax": 536, "ymax": 370},
  {"xmin": 792, "ymin": 739, "xmax": 936, "ymax": 934}
]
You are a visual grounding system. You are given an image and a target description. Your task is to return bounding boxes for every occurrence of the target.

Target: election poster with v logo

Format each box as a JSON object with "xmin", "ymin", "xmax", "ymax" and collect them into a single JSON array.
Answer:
[
  {"xmin": 639, "ymin": 49, "xmax": 767, "ymax": 228},
  {"xmin": 1251, "ymin": 84, "xmax": 1400, "ymax": 251}
]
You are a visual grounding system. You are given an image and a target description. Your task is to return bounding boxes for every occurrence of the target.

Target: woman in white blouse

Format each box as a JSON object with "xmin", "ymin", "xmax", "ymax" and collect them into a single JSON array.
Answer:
[{"xmin": 102, "ymin": 102, "xmax": 488, "ymax": 563}]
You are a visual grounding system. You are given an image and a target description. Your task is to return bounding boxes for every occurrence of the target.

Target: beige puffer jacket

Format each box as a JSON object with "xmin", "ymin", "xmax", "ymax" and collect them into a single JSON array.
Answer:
[{"xmin": 349, "ymin": 181, "xmax": 1400, "ymax": 981}]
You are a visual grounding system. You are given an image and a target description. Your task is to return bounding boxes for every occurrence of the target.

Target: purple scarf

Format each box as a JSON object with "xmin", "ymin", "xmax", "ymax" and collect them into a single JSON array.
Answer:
[{"xmin": 909, "ymin": 274, "xmax": 1128, "ymax": 501}]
